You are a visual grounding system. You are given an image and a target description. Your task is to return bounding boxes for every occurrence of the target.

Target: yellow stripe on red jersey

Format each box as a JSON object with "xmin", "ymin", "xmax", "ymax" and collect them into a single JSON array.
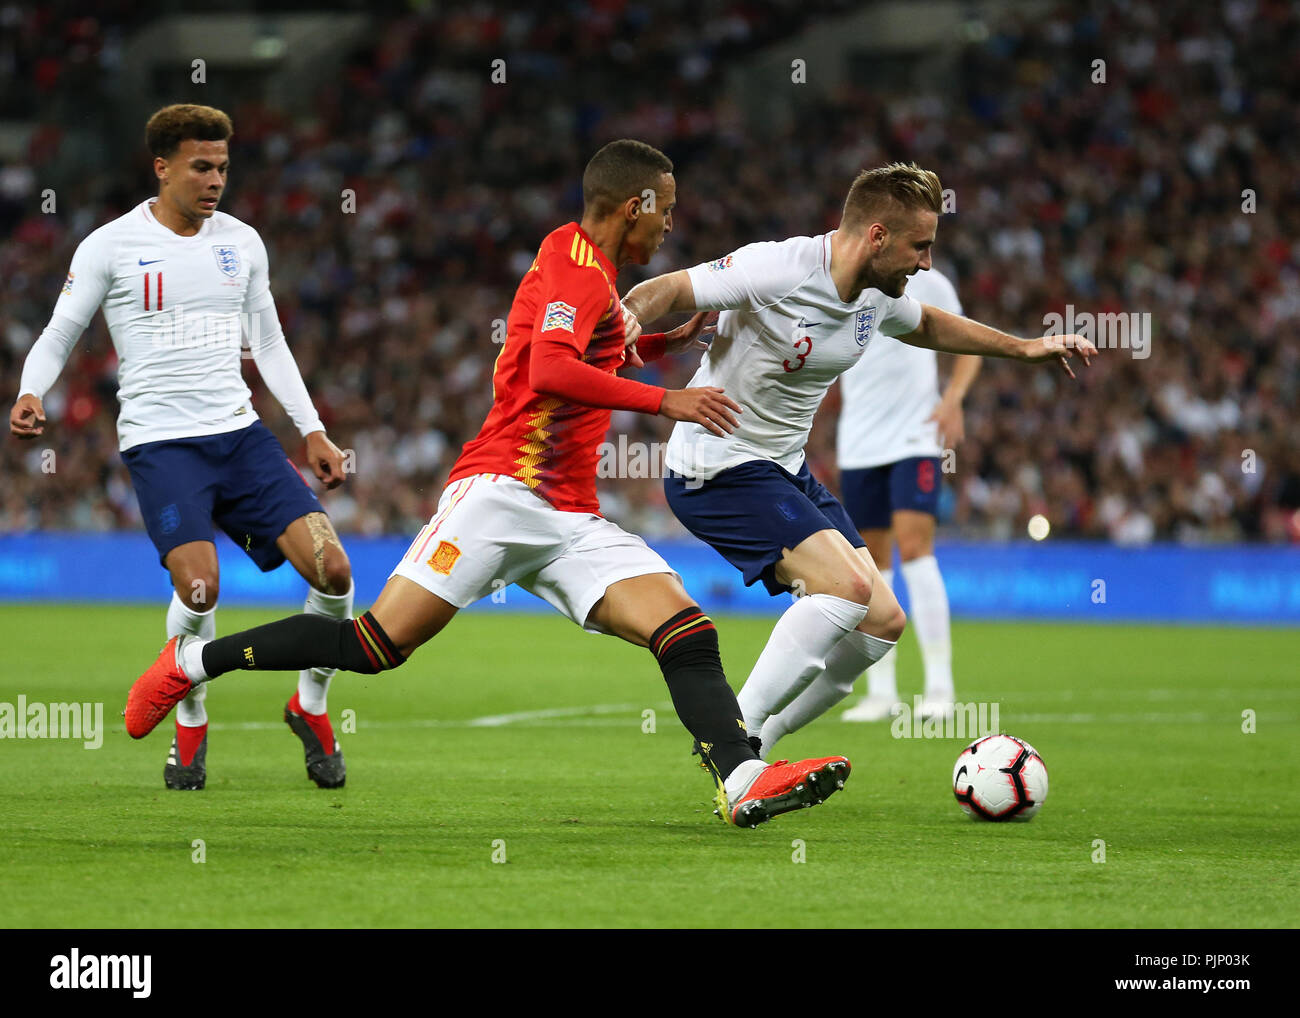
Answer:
[{"xmin": 449, "ymin": 222, "xmax": 628, "ymax": 514}]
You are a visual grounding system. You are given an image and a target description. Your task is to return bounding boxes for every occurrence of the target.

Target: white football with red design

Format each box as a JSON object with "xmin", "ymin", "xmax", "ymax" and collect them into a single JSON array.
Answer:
[{"xmin": 952, "ymin": 734, "xmax": 1048, "ymax": 821}]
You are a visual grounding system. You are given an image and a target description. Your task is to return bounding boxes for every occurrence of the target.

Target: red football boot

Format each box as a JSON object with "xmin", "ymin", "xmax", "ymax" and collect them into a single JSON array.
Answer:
[
  {"xmin": 723, "ymin": 756, "xmax": 851, "ymax": 827},
  {"xmin": 125, "ymin": 636, "xmax": 195, "ymax": 739}
]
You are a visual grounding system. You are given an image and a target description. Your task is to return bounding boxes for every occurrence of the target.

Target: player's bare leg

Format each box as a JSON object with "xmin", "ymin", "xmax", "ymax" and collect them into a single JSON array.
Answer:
[
  {"xmin": 367, "ymin": 575, "xmax": 459, "ymax": 657},
  {"xmin": 841, "ymin": 526, "xmax": 905, "ymax": 721},
  {"xmin": 586, "ymin": 571, "xmax": 699, "ymax": 647},
  {"xmin": 589, "ymin": 572, "xmax": 851, "ymax": 826},
  {"xmin": 891, "ymin": 509, "xmax": 953, "ymax": 719},
  {"xmin": 738, "ymin": 528, "xmax": 906, "ymax": 755},
  {"xmin": 275, "ymin": 512, "xmax": 355, "ymax": 786},
  {"xmin": 160, "ymin": 540, "xmax": 221, "ymax": 789}
]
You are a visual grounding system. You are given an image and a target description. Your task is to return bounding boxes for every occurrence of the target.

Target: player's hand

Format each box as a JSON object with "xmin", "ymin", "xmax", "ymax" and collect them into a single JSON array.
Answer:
[
  {"xmin": 621, "ymin": 305, "xmax": 642, "ymax": 349},
  {"xmin": 659, "ymin": 387, "xmax": 742, "ymax": 437},
  {"xmin": 1021, "ymin": 334, "xmax": 1096, "ymax": 379},
  {"xmin": 927, "ymin": 397, "xmax": 965, "ymax": 448},
  {"xmin": 9, "ymin": 394, "xmax": 46, "ymax": 439},
  {"xmin": 665, "ymin": 311, "xmax": 717, "ymax": 354},
  {"xmin": 305, "ymin": 431, "xmax": 347, "ymax": 489}
]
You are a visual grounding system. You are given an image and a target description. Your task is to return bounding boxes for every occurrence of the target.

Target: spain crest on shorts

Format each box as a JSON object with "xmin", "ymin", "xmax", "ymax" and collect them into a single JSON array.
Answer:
[
  {"xmin": 855, "ymin": 306, "xmax": 877, "ymax": 347},
  {"xmin": 428, "ymin": 540, "xmax": 462, "ymax": 575},
  {"xmin": 212, "ymin": 245, "xmax": 240, "ymax": 278}
]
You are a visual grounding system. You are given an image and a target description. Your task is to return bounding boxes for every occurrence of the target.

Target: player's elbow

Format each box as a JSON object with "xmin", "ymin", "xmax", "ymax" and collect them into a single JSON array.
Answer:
[
  {"xmin": 529, "ymin": 343, "xmax": 575, "ymax": 398},
  {"xmin": 529, "ymin": 364, "xmax": 563, "ymax": 399}
]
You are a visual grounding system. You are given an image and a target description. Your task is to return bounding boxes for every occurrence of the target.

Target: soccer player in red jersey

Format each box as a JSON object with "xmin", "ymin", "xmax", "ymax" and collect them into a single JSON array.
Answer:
[{"xmin": 127, "ymin": 140, "xmax": 852, "ymax": 827}]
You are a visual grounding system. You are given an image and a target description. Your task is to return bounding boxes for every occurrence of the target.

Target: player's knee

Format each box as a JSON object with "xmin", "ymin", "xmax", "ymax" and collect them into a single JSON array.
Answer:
[
  {"xmin": 318, "ymin": 547, "xmax": 352, "ymax": 596},
  {"xmin": 878, "ymin": 603, "xmax": 906, "ymax": 643},
  {"xmin": 176, "ymin": 572, "xmax": 219, "ymax": 610},
  {"xmin": 896, "ymin": 536, "xmax": 933, "ymax": 562},
  {"xmin": 843, "ymin": 570, "xmax": 875, "ymax": 607}
]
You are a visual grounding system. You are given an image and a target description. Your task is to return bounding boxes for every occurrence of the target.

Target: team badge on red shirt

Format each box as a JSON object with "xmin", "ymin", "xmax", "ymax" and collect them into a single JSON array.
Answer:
[{"xmin": 542, "ymin": 301, "xmax": 577, "ymax": 332}]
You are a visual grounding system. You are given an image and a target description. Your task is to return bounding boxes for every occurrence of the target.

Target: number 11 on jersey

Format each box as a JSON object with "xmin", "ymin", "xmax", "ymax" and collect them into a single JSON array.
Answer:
[{"xmin": 143, "ymin": 271, "xmax": 163, "ymax": 310}]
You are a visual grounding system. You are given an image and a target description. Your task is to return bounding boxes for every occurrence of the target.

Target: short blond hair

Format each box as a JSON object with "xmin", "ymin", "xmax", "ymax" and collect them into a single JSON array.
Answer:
[
  {"xmin": 841, "ymin": 162, "xmax": 942, "ymax": 232},
  {"xmin": 145, "ymin": 104, "xmax": 233, "ymax": 159}
]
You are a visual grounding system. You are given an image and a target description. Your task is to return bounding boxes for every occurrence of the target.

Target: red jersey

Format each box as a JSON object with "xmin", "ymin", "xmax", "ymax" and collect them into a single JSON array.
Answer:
[{"xmin": 449, "ymin": 222, "xmax": 666, "ymax": 514}]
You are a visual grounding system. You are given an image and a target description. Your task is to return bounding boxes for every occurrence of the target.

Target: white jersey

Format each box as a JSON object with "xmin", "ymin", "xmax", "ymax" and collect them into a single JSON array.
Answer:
[
  {"xmin": 836, "ymin": 267, "xmax": 963, "ymax": 469},
  {"xmin": 665, "ymin": 233, "xmax": 923, "ymax": 480},
  {"xmin": 51, "ymin": 199, "xmax": 277, "ymax": 451}
]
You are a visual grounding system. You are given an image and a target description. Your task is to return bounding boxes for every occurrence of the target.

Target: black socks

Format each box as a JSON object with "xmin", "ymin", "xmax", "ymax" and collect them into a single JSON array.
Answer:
[
  {"xmin": 650, "ymin": 607, "xmax": 759, "ymax": 780},
  {"xmin": 201, "ymin": 611, "xmax": 404, "ymax": 678}
]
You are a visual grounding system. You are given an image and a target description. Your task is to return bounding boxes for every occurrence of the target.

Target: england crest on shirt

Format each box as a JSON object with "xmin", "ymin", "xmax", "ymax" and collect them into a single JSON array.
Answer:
[
  {"xmin": 212, "ymin": 246, "xmax": 240, "ymax": 278},
  {"xmin": 855, "ymin": 306, "xmax": 877, "ymax": 347}
]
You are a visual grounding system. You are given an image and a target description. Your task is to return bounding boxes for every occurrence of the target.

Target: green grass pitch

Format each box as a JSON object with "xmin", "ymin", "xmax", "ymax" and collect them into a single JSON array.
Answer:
[{"xmin": 0, "ymin": 603, "xmax": 1296, "ymax": 928}]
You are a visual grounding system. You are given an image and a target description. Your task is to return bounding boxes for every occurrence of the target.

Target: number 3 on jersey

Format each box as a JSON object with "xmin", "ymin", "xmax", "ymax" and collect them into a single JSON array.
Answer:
[{"xmin": 783, "ymin": 334, "xmax": 812, "ymax": 372}]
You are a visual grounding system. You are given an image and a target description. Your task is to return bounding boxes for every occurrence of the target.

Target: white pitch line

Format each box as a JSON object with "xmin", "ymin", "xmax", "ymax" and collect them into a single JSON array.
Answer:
[
  {"xmin": 205, "ymin": 702, "xmax": 664, "ymax": 733},
  {"xmin": 464, "ymin": 702, "xmax": 648, "ymax": 727}
]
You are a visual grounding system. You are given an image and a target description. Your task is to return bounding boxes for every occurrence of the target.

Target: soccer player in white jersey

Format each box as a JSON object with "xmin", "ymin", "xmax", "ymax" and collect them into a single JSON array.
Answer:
[
  {"xmin": 621, "ymin": 162, "xmax": 1095, "ymax": 758},
  {"xmin": 9, "ymin": 104, "xmax": 354, "ymax": 790},
  {"xmin": 837, "ymin": 266, "xmax": 977, "ymax": 723}
]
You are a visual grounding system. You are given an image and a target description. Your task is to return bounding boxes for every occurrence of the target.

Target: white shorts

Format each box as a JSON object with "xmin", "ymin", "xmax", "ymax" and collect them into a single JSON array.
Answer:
[{"xmin": 389, "ymin": 473, "xmax": 678, "ymax": 633}]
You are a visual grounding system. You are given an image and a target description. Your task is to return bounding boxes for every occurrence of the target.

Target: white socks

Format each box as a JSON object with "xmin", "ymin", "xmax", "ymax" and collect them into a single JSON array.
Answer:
[
  {"xmin": 167, "ymin": 592, "xmax": 215, "ymax": 726},
  {"xmin": 178, "ymin": 638, "xmax": 210, "ymax": 683},
  {"xmin": 296, "ymin": 582, "xmax": 354, "ymax": 714},
  {"xmin": 900, "ymin": 555, "xmax": 953, "ymax": 698},
  {"xmin": 760, "ymin": 630, "xmax": 896, "ymax": 756},
  {"xmin": 737, "ymin": 593, "xmax": 869, "ymax": 736},
  {"xmin": 723, "ymin": 759, "xmax": 767, "ymax": 803},
  {"xmin": 167, "ymin": 590, "xmax": 217, "ymax": 641}
]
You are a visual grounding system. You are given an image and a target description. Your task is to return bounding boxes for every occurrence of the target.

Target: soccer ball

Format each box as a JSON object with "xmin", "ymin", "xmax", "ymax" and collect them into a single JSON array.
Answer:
[{"xmin": 952, "ymin": 734, "xmax": 1048, "ymax": 821}]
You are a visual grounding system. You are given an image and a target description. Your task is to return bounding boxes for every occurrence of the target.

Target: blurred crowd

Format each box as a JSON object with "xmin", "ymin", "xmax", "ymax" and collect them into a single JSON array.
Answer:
[{"xmin": 2, "ymin": 0, "xmax": 1297, "ymax": 545}]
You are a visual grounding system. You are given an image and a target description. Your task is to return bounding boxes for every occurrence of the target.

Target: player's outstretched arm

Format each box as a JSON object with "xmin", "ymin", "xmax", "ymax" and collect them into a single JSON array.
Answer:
[
  {"xmin": 899, "ymin": 304, "xmax": 1096, "ymax": 379},
  {"xmin": 658, "ymin": 387, "xmax": 741, "ymax": 437},
  {"xmin": 622, "ymin": 270, "xmax": 698, "ymax": 328},
  {"xmin": 530, "ymin": 337, "xmax": 739, "ymax": 435}
]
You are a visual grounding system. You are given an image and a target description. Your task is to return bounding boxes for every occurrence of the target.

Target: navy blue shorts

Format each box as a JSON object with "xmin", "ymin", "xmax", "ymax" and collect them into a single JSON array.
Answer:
[
  {"xmin": 840, "ymin": 456, "xmax": 942, "ymax": 531},
  {"xmin": 122, "ymin": 421, "xmax": 322, "ymax": 572},
  {"xmin": 665, "ymin": 459, "xmax": 864, "ymax": 596}
]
